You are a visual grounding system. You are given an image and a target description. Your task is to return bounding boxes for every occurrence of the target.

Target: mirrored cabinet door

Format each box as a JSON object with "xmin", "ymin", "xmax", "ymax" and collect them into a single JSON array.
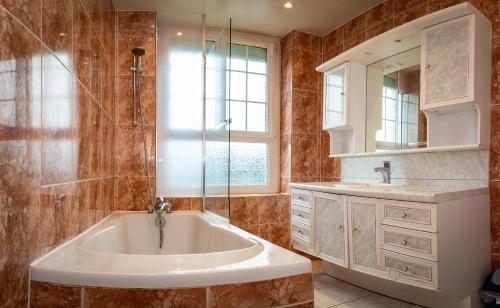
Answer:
[{"xmin": 324, "ymin": 64, "xmax": 348, "ymax": 129}]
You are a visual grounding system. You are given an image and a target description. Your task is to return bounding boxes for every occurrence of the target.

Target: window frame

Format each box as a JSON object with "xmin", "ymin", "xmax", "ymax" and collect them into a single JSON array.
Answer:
[{"xmin": 205, "ymin": 29, "xmax": 280, "ymax": 194}]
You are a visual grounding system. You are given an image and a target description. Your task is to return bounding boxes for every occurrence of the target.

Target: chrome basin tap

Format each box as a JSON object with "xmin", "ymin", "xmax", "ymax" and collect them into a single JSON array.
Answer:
[
  {"xmin": 149, "ymin": 197, "xmax": 172, "ymax": 249},
  {"xmin": 374, "ymin": 161, "xmax": 392, "ymax": 184}
]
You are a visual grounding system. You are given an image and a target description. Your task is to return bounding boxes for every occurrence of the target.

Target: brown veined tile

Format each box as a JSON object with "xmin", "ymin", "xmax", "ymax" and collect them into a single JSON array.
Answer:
[
  {"xmin": 394, "ymin": 3, "xmax": 430, "ymax": 27},
  {"xmin": 491, "ymin": 105, "xmax": 500, "ymax": 180},
  {"xmin": 366, "ymin": 0, "xmax": 395, "ymax": 26},
  {"xmin": 100, "ymin": 177, "xmax": 114, "ymax": 214},
  {"xmin": 281, "ymin": 31, "xmax": 294, "ymax": 54},
  {"xmin": 280, "ymin": 133, "xmax": 292, "ymax": 178},
  {"xmin": 72, "ymin": 0, "xmax": 92, "ymax": 90},
  {"xmin": 291, "ymin": 134, "xmax": 319, "ymax": 178},
  {"xmin": 394, "ymin": 0, "xmax": 427, "ymax": 13},
  {"xmin": 229, "ymin": 197, "xmax": 259, "ymax": 226},
  {"xmin": 87, "ymin": 0, "xmax": 104, "ymax": 40},
  {"xmin": 164, "ymin": 197, "xmax": 192, "ymax": 211},
  {"xmin": 280, "ymin": 89, "xmax": 292, "ymax": 135},
  {"xmin": 280, "ymin": 176, "xmax": 291, "ymax": 193},
  {"xmin": 82, "ymin": 287, "xmax": 206, "ymax": 308},
  {"xmin": 492, "ymin": 253, "xmax": 500, "ymax": 270},
  {"xmin": 239, "ymin": 224, "xmax": 260, "ymax": 236},
  {"xmin": 74, "ymin": 82, "xmax": 92, "ymax": 180},
  {"xmin": 117, "ymin": 76, "xmax": 156, "ymax": 125},
  {"xmin": 42, "ymin": 0, "xmax": 73, "ymax": 69},
  {"xmin": 292, "ymin": 89, "xmax": 320, "ymax": 135},
  {"xmin": 428, "ymin": 0, "xmax": 467, "ymax": 13},
  {"xmin": 259, "ymin": 196, "xmax": 279, "ymax": 224},
  {"xmin": 30, "ymin": 281, "xmax": 81, "ymax": 308},
  {"xmin": 260, "ymin": 222, "xmax": 290, "ymax": 248},
  {"xmin": 343, "ymin": 32, "xmax": 366, "ymax": 51},
  {"xmin": 278, "ymin": 194, "xmax": 291, "ymax": 223},
  {"xmin": 291, "ymin": 49, "xmax": 321, "ymax": 92},
  {"xmin": 0, "ymin": 0, "xmax": 42, "ymax": 36},
  {"xmin": 343, "ymin": 13, "xmax": 367, "ymax": 40},
  {"xmin": 192, "ymin": 197, "xmax": 203, "ymax": 211},
  {"xmin": 293, "ymin": 31, "xmax": 321, "ymax": 53},
  {"xmin": 491, "ymin": 181, "xmax": 500, "ymax": 253},
  {"xmin": 116, "ymin": 176, "xmax": 155, "ymax": 211},
  {"xmin": 281, "ymin": 49, "xmax": 293, "ymax": 93},
  {"xmin": 41, "ymin": 52, "xmax": 76, "ymax": 185},
  {"xmin": 117, "ymin": 33, "xmax": 156, "ymax": 76},
  {"xmin": 492, "ymin": 37, "xmax": 500, "ymax": 106},
  {"xmin": 323, "ymin": 27, "xmax": 344, "ymax": 56},
  {"xmin": 366, "ymin": 18, "xmax": 394, "ymax": 40},
  {"xmin": 89, "ymin": 33, "xmax": 102, "ymax": 103},
  {"xmin": 100, "ymin": 117, "xmax": 114, "ymax": 177},
  {"xmin": 89, "ymin": 101, "xmax": 102, "ymax": 178},
  {"xmin": 208, "ymin": 273, "xmax": 313, "ymax": 308},
  {"xmin": 116, "ymin": 124, "xmax": 155, "ymax": 176},
  {"xmin": 117, "ymin": 11, "xmax": 156, "ymax": 35}
]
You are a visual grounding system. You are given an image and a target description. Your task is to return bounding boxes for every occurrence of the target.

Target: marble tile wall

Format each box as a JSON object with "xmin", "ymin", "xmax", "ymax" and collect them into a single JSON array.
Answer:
[
  {"xmin": 30, "ymin": 273, "xmax": 314, "ymax": 308},
  {"xmin": 320, "ymin": 0, "xmax": 500, "ymax": 268},
  {"xmin": 280, "ymin": 31, "xmax": 341, "ymax": 194},
  {"xmin": 0, "ymin": 0, "xmax": 116, "ymax": 306},
  {"xmin": 114, "ymin": 11, "xmax": 157, "ymax": 211}
]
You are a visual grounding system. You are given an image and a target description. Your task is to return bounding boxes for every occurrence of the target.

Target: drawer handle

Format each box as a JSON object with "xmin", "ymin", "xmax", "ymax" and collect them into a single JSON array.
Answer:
[
  {"xmin": 401, "ymin": 212, "xmax": 408, "ymax": 218},
  {"xmin": 352, "ymin": 227, "xmax": 358, "ymax": 232},
  {"xmin": 426, "ymin": 64, "xmax": 431, "ymax": 69},
  {"xmin": 297, "ymin": 230, "xmax": 304, "ymax": 235},
  {"xmin": 401, "ymin": 240, "xmax": 408, "ymax": 246},
  {"xmin": 337, "ymin": 225, "xmax": 343, "ymax": 229},
  {"xmin": 402, "ymin": 266, "xmax": 409, "ymax": 272},
  {"xmin": 297, "ymin": 213, "xmax": 304, "ymax": 218},
  {"xmin": 297, "ymin": 196, "xmax": 304, "ymax": 201}
]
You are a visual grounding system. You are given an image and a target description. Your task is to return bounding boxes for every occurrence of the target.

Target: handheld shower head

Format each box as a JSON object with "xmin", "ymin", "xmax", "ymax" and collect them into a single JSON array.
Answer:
[{"xmin": 132, "ymin": 47, "xmax": 146, "ymax": 57}]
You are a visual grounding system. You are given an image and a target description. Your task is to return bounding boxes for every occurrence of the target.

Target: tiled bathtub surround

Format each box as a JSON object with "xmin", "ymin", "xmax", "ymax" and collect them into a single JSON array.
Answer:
[
  {"xmin": 0, "ymin": 0, "xmax": 116, "ymax": 306},
  {"xmin": 30, "ymin": 274, "xmax": 314, "ymax": 308},
  {"xmin": 319, "ymin": 0, "xmax": 500, "ymax": 267},
  {"xmin": 342, "ymin": 149, "xmax": 489, "ymax": 187}
]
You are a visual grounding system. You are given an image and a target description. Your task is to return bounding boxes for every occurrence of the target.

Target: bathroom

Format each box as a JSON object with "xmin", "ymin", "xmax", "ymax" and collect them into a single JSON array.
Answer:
[{"xmin": 0, "ymin": 0, "xmax": 499, "ymax": 307}]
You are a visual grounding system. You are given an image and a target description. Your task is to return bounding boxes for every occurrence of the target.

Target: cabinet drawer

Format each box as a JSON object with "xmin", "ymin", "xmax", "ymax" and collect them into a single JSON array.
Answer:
[
  {"xmin": 292, "ymin": 238, "xmax": 314, "ymax": 254},
  {"xmin": 291, "ymin": 204, "xmax": 312, "ymax": 225},
  {"xmin": 291, "ymin": 221, "xmax": 312, "ymax": 244},
  {"xmin": 291, "ymin": 189, "xmax": 312, "ymax": 207},
  {"xmin": 382, "ymin": 250, "xmax": 438, "ymax": 290},
  {"xmin": 381, "ymin": 200, "xmax": 437, "ymax": 232},
  {"xmin": 381, "ymin": 225, "xmax": 437, "ymax": 261}
]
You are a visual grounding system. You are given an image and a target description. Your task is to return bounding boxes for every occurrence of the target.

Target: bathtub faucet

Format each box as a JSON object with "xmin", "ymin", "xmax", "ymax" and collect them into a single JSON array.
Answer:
[{"xmin": 148, "ymin": 197, "xmax": 172, "ymax": 214}]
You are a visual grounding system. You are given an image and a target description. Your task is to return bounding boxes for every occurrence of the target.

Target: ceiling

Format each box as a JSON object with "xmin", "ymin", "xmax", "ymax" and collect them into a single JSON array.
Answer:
[{"xmin": 112, "ymin": 0, "xmax": 384, "ymax": 38}]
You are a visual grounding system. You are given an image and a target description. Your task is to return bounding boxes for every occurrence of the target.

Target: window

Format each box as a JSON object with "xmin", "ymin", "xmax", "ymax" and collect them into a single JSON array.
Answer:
[{"xmin": 205, "ymin": 32, "xmax": 279, "ymax": 193}]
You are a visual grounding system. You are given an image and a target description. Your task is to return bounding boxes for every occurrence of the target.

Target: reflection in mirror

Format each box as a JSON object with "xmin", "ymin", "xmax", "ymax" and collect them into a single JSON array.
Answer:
[{"xmin": 366, "ymin": 47, "xmax": 427, "ymax": 152}]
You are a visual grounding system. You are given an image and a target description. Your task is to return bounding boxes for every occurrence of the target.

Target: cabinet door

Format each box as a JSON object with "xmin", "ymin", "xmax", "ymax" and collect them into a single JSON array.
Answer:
[
  {"xmin": 348, "ymin": 197, "xmax": 383, "ymax": 275},
  {"xmin": 313, "ymin": 193, "xmax": 348, "ymax": 267},
  {"xmin": 422, "ymin": 15, "xmax": 471, "ymax": 105},
  {"xmin": 323, "ymin": 64, "xmax": 347, "ymax": 129}
]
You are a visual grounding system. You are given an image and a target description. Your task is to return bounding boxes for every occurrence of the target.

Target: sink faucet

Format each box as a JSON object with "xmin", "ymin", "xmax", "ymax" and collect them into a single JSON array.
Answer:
[
  {"xmin": 374, "ymin": 161, "xmax": 391, "ymax": 184},
  {"xmin": 149, "ymin": 197, "xmax": 172, "ymax": 249}
]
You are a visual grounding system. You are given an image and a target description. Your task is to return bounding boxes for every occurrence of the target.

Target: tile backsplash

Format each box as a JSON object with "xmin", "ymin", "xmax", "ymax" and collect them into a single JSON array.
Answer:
[{"xmin": 342, "ymin": 150, "xmax": 489, "ymax": 187}]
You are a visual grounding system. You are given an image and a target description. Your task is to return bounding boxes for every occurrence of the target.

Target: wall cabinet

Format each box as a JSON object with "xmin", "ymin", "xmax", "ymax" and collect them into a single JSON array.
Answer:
[
  {"xmin": 313, "ymin": 193, "xmax": 348, "ymax": 267},
  {"xmin": 323, "ymin": 64, "xmax": 348, "ymax": 129}
]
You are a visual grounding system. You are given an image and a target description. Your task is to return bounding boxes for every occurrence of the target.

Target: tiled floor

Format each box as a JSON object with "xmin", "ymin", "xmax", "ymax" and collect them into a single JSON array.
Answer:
[{"xmin": 312, "ymin": 262, "xmax": 423, "ymax": 308}]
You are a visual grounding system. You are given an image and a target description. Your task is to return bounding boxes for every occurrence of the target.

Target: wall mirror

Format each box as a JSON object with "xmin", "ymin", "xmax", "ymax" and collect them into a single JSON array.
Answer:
[{"xmin": 365, "ymin": 47, "xmax": 427, "ymax": 152}]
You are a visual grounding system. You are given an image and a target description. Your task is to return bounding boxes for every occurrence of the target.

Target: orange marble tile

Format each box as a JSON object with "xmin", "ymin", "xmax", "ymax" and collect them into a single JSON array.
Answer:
[
  {"xmin": 259, "ymin": 196, "xmax": 279, "ymax": 224},
  {"xmin": 491, "ymin": 181, "xmax": 500, "ymax": 253},
  {"xmin": 281, "ymin": 49, "xmax": 293, "ymax": 94},
  {"xmin": 492, "ymin": 253, "xmax": 500, "ymax": 270},
  {"xmin": 366, "ymin": 0, "xmax": 395, "ymax": 26},
  {"xmin": 428, "ymin": 0, "xmax": 467, "ymax": 12},
  {"xmin": 291, "ymin": 133, "xmax": 319, "ymax": 178},
  {"xmin": 100, "ymin": 177, "xmax": 114, "ymax": 214},
  {"xmin": 72, "ymin": 0, "xmax": 92, "ymax": 90},
  {"xmin": 366, "ymin": 19, "xmax": 394, "ymax": 40},
  {"xmin": 491, "ymin": 105, "xmax": 500, "ymax": 180},
  {"xmin": 323, "ymin": 43, "xmax": 344, "ymax": 62},
  {"xmin": 100, "ymin": 117, "xmax": 114, "ymax": 177},
  {"xmin": 30, "ymin": 281, "xmax": 81, "ymax": 308},
  {"xmin": 164, "ymin": 197, "xmax": 192, "ymax": 211},
  {"xmin": 89, "ymin": 34, "xmax": 102, "ymax": 102},
  {"xmin": 117, "ymin": 11, "xmax": 156, "ymax": 35},
  {"xmin": 42, "ymin": 0, "xmax": 73, "ymax": 69},
  {"xmin": 292, "ymin": 49, "xmax": 321, "ymax": 92},
  {"xmin": 394, "ymin": 0, "xmax": 427, "ymax": 12},
  {"xmin": 343, "ymin": 32, "xmax": 366, "ymax": 51},
  {"xmin": 343, "ymin": 13, "xmax": 367, "ymax": 40},
  {"xmin": 89, "ymin": 101, "xmax": 102, "ymax": 178},
  {"xmin": 117, "ymin": 76, "xmax": 156, "ymax": 125},
  {"xmin": 470, "ymin": 0, "xmax": 500, "ymax": 37},
  {"xmin": 229, "ymin": 197, "xmax": 259, "ymax": 226},
  {"xmin": 394, "ymin": 3, "xmax": 430, "ymax": 27},
  {"xmin": 116, "ymin": 124, "xmax": 155, "ymax": 176},
  {"xmin": 280, "ymin": 89, "xmax": 292, "ymax": 135},
  {"xmin": 493, "ymin": 36, "xmax": 500, "ymax": 105},
  {"xmin": 116, "ymin": 176, "xmax": 155, "ymax": 211},
  {"xmin": 192, "ymin": 197, "xmax": 203, "ymax": 211},
  {"xmin": 280, "ymin": 133, "xmax": 292, "ymax": 178},
  {"xmin": 260, "ymin": 222, "xmax": 291, "ymax": 248},
  {"xmin": 293, "ymin": 31, "xmax": 321, "ymax": 53},
  {"xmin": 0, "ymin": 0, "xmax": 42, "ymax": 36},
  {"xmin": 74, "ymin": 83, "xmax": 92, "ymax": 180},
  {"xmin": 280, "ymin": 176, "xmax": 291, "ymax": 193},
  {"xmin": 292, "ymin": 89, "xmax": 320, "ymax": 135},
  {"xmin": 82, "ymin": 287, "xmax": 206, "ymax": 308},
  {"xmin": 288, "ymin": 302, "xmax": 314, "ymax": 308},
  {"xmin": 281, "ymin": 31, "xmax": 294, "ymax": 54},
  {"xmin": 238, "ymin": 224, "xmax": 260, "ymax": 236},
  {"xmin": 322, "ymin": 27, "xmax": 344, "ymax": 56},
  {"xmin": 207, "ymin": 273, "xmax": 313, "ymax": 308},
  {"xmin": 278, "ymin": 194, "xmax": 291, "ymax": 223}
]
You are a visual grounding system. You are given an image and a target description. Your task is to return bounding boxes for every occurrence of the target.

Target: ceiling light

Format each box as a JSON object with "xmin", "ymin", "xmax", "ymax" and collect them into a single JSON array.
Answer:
[
  {"xmin": 177, "ymin": 32, "xmax": 183, "ymax": 36},
  {"xmin": 284, "ymin": 2, "xmax": 293, "ymax": 8}
]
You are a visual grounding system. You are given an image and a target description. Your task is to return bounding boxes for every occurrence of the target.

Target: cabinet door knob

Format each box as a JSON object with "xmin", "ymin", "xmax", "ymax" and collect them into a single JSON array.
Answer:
[
  {"xmin": 297, "ymin": 213, "xmax": 304, "ymax": 218},
  {"xmin": 298, "ymin": 196, "xmax": 303, "ymax": 201},
  {"xmin": 401, "ymin": 212, "xmax": 408, "ymax": 218},
  {"xmin": 337, "ymin": 225, "xmax": 343, "ymax": 229},
  {"xmin": 402, "ymin": 266, "xmax": 408, "ymax": 272},
  {"xmin": 401, "ymin": 240, "xmax": 408, "ymax": 246},
  {"xmin": 352, "ymin": 227, "xmax": 358, "ymax": 232},
  {"xmin": 340, "ymin": 92, "xmax": 345, "ymax": 96},
  {"xmin": 426, "ymin": 64, "xmax": 431, "ymax": 69},
  {"xmin": 297, "ymin": 230, "xmax": 304, "ymax": 235}
]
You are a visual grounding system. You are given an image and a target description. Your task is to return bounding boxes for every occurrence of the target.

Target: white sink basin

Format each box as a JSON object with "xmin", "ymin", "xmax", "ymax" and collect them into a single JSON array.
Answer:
[{"xmin": 331, "ymin": 182, "xmax": 405, "ymax": 189}]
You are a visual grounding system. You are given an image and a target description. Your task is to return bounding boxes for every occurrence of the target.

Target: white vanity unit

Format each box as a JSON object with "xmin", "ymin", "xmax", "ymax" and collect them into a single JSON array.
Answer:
[{"xmin": 289, "ymin": 183, "xmax": 490, "ymax": 307}]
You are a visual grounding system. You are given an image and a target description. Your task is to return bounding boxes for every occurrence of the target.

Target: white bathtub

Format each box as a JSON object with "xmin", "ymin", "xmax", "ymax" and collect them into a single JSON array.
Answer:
[{"xmin": 30, "ymin": 211, "xmax": 311, "ymax": 288}]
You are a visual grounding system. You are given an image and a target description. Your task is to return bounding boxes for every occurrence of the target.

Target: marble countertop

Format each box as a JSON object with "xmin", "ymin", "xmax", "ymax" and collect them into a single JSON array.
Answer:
[{"xmin": 288, "ymin": 182, "xmax": 488, "ymax": 203}]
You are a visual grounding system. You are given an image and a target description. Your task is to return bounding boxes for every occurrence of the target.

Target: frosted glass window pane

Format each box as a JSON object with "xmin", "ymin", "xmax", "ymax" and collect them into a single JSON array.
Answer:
[
  {"xmin": 229, "ymin": 71, "xmax": 246, "ymax": 101},
  {"xmin": 247, "ymin": 73, "xmax": 266, "ymax": 102},
  {"xmin": 205, "ymin": 68, "xmax": 216, "ymax": 98},
  {"xmin": 247, "ymin": 46, "xmax": 266, "ymax": 74},
  {"xmin": 229, "ymin": 100, "xmax": 246, "ymax": 130},
  {"xmin": 230, "ymin": 44, "xmax": 247, "ymax": 71},
  {"xmin": 247, "ymin": 103, "xmax": 266, "ymax": 132},
  {"xmin": 230, "ymin": 142, "xmax": 268, "ymax": 185},
  {"xmin": 206, "ymin": 141, "xmax": 229, "ymax": 185}
]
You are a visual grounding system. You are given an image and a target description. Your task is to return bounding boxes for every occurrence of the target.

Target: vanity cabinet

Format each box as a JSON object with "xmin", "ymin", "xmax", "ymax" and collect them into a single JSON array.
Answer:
[
  {"xmin": 348, "ymin": 197, "xmax": 384, "ymax": 275},
  {"xmin": 313, "ymin": 193, "xmax": 348, "ymax": 267}
]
